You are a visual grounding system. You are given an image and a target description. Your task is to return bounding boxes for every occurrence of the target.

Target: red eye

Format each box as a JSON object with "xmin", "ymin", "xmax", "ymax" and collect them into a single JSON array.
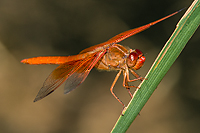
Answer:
[
  {"xmin": 135, "ymin": 49, "xmax": 143, "ymax": 56},
  {"xmin": 127, "ymin": 49, "xmax": 145, "ymax": 69},
  {"xmin": 128, "ymin": 52, "xmax": 138, "ymax": 61},
  {"xmin": 127, "ymin": 52, "xmax": 138, "ymax": 67}
]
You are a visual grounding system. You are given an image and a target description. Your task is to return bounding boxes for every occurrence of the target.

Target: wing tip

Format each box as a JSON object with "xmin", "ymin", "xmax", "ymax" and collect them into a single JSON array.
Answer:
[
  {"xmin": 33, "ymin": 95, "xmax": 43, "ymax": 102},
  {"xmin": 21, "ymin": 59, "xmax": 28, "ymax": 64},
  {"xmin": 33, "ymin": 98, "xmax": 39, "ymax": 102},
  {"xmin": 33, "ymin": 89, "xmax": 55, "ymax": 102}
]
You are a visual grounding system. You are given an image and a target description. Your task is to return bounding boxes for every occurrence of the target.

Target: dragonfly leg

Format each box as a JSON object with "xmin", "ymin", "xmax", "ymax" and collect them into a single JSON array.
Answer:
[
  {"xmin": 129, "ymin": 69, "xmax": 144, "ymax": 82},
  {"xmin": 123, "ymin": 68, "xmax": 138, "ymax": 88},
  {"xmin": 122, "ymin": 67, "xmax": 145, "ymax": 91},
  {"xmin": 123, "ymin": 72, "xmax": 133, "ymax": 98},
  {"xmin": 110, "ymin": 70, "xmax": 125, "ymax": 109}
]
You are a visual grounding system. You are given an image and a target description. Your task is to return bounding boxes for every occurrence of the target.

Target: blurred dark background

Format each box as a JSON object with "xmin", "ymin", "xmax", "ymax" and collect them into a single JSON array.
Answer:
[{"xmin": 0, "ymin": 0, "xmax": 199, "ymax": 132}]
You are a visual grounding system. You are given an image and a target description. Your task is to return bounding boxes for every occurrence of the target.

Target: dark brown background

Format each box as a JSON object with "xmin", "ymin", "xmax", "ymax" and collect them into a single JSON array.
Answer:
[{"xmin": 0, "ymin": 0, "xmax": 199, "ymax": 132}]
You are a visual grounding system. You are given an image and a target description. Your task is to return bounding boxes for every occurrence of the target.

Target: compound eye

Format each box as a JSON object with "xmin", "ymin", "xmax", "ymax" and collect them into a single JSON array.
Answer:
[
  {"xmin": 128, "ymin": 52, "xmax": 138, "ymax": 61},
  {"xmin": 135, "ymin": 49, "xmax": 143, "ymax": 56},
  {"xmin": 127, "ymin": 52, "xmax": 138, "ymax": 67}
]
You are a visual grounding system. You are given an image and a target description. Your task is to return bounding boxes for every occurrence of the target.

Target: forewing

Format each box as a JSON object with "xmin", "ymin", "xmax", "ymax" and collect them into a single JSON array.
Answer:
[
  {"xmin": 64, "ymin": 50, "xmax": 106, "ymax": 94},
  {"xmin": 33, "ymin": 50, "xmax": 106, "ymax": 102},
  {"xmin": 21, "ymin": 52, "xmax": 90, "ymax": 65},
  {"xmin": 33, "ymin": 60, "xmax": 81, "ymax": 102}
]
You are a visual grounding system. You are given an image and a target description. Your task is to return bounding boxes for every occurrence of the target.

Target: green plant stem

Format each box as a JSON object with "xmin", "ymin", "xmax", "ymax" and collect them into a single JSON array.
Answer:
[{"xmin": 111, "ymin": 0, "xmax": 200, "ymax": 132}]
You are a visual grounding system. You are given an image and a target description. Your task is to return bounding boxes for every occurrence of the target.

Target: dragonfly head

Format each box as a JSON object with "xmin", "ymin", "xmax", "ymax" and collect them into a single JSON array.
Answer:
[{"xmin": 127, "ymin": 49, "xmax": 146, "ymax": 70}]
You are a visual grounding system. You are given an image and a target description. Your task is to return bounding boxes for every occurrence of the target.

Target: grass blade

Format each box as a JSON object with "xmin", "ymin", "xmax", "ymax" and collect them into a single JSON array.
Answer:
[{"xmin": 111, "ymin": 0, "xmax": 200, "ymax": 132}]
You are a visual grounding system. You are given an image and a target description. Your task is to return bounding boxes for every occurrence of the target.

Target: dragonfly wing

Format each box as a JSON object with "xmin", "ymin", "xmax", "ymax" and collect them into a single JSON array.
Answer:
[
  {"xmin": 21, "ymin": 52, "xmax": 90, "ymax": 65},
  {"xmin": 33, "ymin": 60, "xmax": 80, "ymax": 102},
  {"xmin": 64, "ymin": 50, "xmax": 106, "ymax": 94},
  {"xmin": 33, "ymin": 50, "xmax": 106, "ymax": 102}
]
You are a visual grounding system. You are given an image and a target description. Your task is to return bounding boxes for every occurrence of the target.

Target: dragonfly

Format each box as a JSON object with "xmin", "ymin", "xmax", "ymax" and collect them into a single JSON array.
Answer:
[{"xmin": 21, "ymin": 10, "xmax": 180, "ymax": 108}]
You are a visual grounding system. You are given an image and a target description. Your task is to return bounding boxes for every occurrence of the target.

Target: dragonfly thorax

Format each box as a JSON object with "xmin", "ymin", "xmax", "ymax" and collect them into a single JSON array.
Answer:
[{"xmin": 95, "ymin": 44, "xmax": 145, "ymax": 71}]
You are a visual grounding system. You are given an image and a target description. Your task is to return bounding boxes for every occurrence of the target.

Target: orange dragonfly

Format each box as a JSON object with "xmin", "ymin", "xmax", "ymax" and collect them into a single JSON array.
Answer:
[{"xmin": 21, "ymin": 10, "xmax": 180, "ymax": 108}]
